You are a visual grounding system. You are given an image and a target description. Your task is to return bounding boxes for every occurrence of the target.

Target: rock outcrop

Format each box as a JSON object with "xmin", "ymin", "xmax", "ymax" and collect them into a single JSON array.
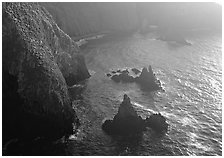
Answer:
[
  {"xmin": 2, "ymin": 2, "xmax": 89, "ymax": 143},
  {"xmin": 108, "ymin": 66, "xmax": 162, "ymax": 91},
  {"xmin": 102, "ymin": 95, "xmax": 145, "ymax": 135},
  {"xmin": 135, "ymin": 66, "xmax": 162, "ymax": 90},
  {"xmin": 102, "ymin": 94, "xmax": 168, "ymax": 135},
  {"xmin": 145, "ymin": 113, "xmax": 168, "ymax": 133}
]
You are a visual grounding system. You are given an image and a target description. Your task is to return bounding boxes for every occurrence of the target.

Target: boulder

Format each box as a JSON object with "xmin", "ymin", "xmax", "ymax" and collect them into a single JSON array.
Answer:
[{"xmin": 2, "ymin": 2, "xmax": 89, "ymax": 143}]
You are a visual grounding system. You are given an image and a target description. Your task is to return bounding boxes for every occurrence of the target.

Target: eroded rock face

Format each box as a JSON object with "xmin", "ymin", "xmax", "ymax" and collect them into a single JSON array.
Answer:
[
  {"xmin": 2, "ymin": 2, "xmax": 89, "ymax": 142},
  {"xmin": 102, "ymin": 94, "xmax": 168, "ymax": 135}
]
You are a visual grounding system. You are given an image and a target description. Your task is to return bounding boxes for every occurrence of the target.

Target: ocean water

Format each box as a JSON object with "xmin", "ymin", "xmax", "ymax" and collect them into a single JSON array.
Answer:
[
  {"xmin": 67, "ymin": 30, "xmax": 222, "ymax": 156},
  {"xmin": 13, "ymin": 30, "xmax": 221, "ymax": 156}
]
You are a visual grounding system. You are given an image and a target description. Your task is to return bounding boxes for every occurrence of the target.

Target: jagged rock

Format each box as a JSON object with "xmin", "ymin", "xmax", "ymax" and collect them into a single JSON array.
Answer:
[
  {"xmin": 102, "ymin": 95, "xmax": 145, "ymax": 135},
  {"xmin": 131, "ymin": 68, "xmax": 141, "ymax": 74},
  {"xmin": 102, "ymin": 94, "xmax": 168, "ymax": 135},
  {"xmin": 136, "ymin": 66, "xmax": 161, "ymax": 90},
  {"xmin": 145, "ymin": 113, "xmax": 168, "ymax": 133},
  {"xmin": 109, "ymin": 66, "xmax": 162, "ymax": 91},
  {"xmin": 2, "ymin": 2, "xmax": 89, "ymax": 143}
]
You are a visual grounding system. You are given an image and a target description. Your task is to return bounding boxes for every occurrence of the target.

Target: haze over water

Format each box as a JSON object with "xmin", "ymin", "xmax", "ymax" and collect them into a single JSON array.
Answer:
[{"xmin": 68, "ymin": 30, "xmax": 222, "ymax": 156}]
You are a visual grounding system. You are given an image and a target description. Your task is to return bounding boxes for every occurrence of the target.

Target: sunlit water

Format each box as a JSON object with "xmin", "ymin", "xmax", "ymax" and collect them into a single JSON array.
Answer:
[
  {"xmin": 65, "ymin": 30, "xmax": 222, "ymax": 156},
  {"xmin": 25, "ymin": 30, "xmax": 221, "ymax": 156}
]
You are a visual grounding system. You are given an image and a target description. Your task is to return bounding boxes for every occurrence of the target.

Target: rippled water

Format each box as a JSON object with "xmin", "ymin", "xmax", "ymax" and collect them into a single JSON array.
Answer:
[{"xmin": 66, "ymin": 30, "xmax": 222, "ymax": 156}]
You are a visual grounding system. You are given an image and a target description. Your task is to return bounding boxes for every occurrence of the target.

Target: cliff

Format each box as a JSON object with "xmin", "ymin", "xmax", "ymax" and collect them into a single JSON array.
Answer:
[{"xmin": 2, "ymin": 2, "xmax": 90, "ymax": 143}]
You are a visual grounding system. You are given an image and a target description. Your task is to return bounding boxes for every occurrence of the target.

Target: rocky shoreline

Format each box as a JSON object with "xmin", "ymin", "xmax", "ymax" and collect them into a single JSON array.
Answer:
[{"xmin": 2, "ymin": 2, "xmax": 90, "ymax": 148}]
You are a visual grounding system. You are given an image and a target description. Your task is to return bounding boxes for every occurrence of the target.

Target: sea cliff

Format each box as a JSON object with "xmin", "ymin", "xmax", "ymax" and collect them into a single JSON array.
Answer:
[{"xmin": 2, "ymin": 2, "xmax": 90, "ymax": 143}]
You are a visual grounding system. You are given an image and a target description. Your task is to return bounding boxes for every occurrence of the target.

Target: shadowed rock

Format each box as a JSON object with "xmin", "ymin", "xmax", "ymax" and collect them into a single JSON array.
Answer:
[
  {"xmin": 102, "ymin": 94, "xmax": 168, "ymax": 135},
  {"xmin": 136, "ymin": 66, "xmax": 162, "ymax": 90},
  {"xmin": 2, "ymin": 2, "xmax": 89, "ymax": 144},
  {"xmin": 145, "ymin": 113, "xmax": 168, "ymax": 133},
  {"xmin": 109, "ymin": 66, "xmax": 162, "ymax": 91},
  {"xmin": 102, "ymin": 95, "xmax": 145, "ymax": 135}
]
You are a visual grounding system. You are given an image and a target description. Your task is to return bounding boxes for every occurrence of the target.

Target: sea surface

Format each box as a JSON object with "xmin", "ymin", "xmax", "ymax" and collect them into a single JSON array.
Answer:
[
  {"xmin": 69, "ymin": 30, "xmax": 222, "ymax": 156},
  {"xmin": 14, "ymin": 30, "xmax": 221, "ymax": 156}
]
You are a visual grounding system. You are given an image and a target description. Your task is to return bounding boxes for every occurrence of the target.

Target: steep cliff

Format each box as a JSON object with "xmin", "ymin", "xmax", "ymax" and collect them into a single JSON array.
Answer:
[
  {"xmin": 2, "ymin": 2, "xmax": 90, "ymax": 143},
  {"xmin": 41, "ymin": 2, "xmax": 138, "ymax": 37}
]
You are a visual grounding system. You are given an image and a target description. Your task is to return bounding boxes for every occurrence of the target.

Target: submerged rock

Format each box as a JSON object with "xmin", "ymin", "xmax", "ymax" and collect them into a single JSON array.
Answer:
[
  {"xmin": 2, "ymin": 2, "xmax": 89, "ymax": 143},
  {"xmin": 102, "ymin": 94, "xmax": 168, "ymax": 135}
]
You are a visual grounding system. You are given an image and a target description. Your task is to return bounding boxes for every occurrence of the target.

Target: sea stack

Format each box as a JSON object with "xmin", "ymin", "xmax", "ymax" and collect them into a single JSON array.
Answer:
[
  {"xmin": 102, "ymin": 94, "xmax": 168, "ymax": 135},
  {"xmin": 136, "ymin": 66, "xmax": 161, "ymax": 90},
  {"xmin": 102, "ymin": 94, "xmax": 145, "ymax": 135}
]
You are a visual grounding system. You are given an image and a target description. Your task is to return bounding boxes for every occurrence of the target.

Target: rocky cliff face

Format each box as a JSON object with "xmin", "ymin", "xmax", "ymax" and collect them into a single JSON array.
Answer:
[
  {"xmin": 41, "ymin": 2, "xmax": 138, "ymax": 37},
  {"xmin": 2, "ymin": 2, "xmax": 90, "ymax": 142}
]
